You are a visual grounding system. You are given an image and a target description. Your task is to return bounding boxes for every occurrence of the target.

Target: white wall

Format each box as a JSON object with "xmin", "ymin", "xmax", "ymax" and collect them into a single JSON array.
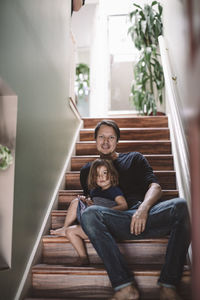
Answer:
[{"xmin": 162, "ymin": 0, "xmax": 190, "ymax": 127}]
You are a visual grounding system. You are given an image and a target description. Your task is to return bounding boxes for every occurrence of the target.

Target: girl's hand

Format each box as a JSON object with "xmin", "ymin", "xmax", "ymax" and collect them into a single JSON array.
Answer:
[
  {"xmin": 78, "ymin": 195, "xmax": 87, "ymax": 202},
  {"xmin": 85, "ymin": 197, "xmax": 94, "ymax": 206},
  {"xmin": 78, "ymin": 195, "xmax": 93, "ymax": 206}
]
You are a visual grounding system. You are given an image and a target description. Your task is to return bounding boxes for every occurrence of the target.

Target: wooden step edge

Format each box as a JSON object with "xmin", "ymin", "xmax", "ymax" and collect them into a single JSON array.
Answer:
[
  {"xmin": 71, "ymin": 154, "xmax": 174, "ymax": 158},
  {"xmin": 59, "ymin": 189, "xmax": 178, "ymax": 192},
  {"xmin": 59, "ymin": 190, "xmax": 83, "ymax": 195},
  {"xmin": 58, "ymin": 189, "xmax": 179, "ymax": 195},
  {"xmin": 77, "ymin": 140, "xmax": 171, "ymax": 144},
  {"xmin": 80, "ymin": 128, "xmax": 170, "ymax": 131},
  {"xmin": 65, "ymin": 170, "xmax": 176, "ymax": 175},
  {"xmin": 82, "ymin": 116, "xmax": 168, "ymax": 120},
  {"xmin": 32, "ymin": 264, "xmax": 190, "ymax": 276},
  {"xmin": 42, "ymin": 235, "xmax": 169, "ymax": 244}
]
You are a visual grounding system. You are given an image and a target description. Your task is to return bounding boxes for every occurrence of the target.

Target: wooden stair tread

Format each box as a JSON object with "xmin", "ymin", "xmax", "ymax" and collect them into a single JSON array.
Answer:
[
  {"xmin": 82, "ymin": 116, "xmax": 168, "ymax": 128},
  {"xmin": 80, "ymin": 128, "xmax": 170, "ymax": 141},
  {"xmin": 43, "ymin": 235, "xmax": 168, "ymax": 244},
  {"xmin": 58, "ymin": 189, "xmax": 179, "ymax": 195},
  {"xmin": 57, "ymin": 190, "xmax": 179, "ymax": 209},
  {"xmin": 66, "ymin": 170, "xmax": 176, "ymax": 174},
  {"xmin": 65, "ymin": 171, "xmax": 176, "ymax": 190},
  {"xmin": 42, "ymin": 235, "xmax": 169, "ymax": 265},
  {"xmin": 81, "ymin": 127, "xmax": 169, "ymax": 130},
  {"xmin": 32, "ymin": 263, "xmax": 190, "ymax": 276},
  {"xmin": 71, "ymin": 154, "xmax": 174, "ymax": 171},
  {"xmin": 76, "ymin": 141, "xmax": 171, "ymax": 155}
]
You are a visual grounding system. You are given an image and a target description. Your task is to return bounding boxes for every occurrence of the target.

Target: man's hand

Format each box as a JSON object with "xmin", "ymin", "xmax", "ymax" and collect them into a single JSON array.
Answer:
[
  {"xmin": 130, "ymin": 208, "xmax": 148, "ymax": 235},
  {"xmin": 130, "ymin": 183, "xmax": 162, "ymax": 235}
]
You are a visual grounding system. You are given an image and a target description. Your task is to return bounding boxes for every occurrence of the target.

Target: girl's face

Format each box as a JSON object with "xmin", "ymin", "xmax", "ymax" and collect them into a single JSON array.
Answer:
[{"xmin": 96, "ymin": 165, "xmax": 111, "ymax": 190}]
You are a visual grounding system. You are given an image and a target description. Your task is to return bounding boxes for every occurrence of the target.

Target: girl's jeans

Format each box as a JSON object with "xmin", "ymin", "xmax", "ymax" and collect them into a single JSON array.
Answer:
[{"xmin": 81, "ymin": 198, "xmax": 190, "ymax": 289}]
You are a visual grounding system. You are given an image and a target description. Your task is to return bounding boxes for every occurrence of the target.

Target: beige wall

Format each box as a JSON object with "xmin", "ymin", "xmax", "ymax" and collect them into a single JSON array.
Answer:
[{"xmin": 0, "ymin": 0, "xmax": 80, "ymax": 299}]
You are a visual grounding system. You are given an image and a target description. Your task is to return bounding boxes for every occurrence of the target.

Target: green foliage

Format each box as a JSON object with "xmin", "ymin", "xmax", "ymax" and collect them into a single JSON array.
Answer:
[
  {"xmin": 75, "ymin": 63, "xmax": 90, "ymax": 98},
  {"xmin": 128, "ymin": 1, "xmax": 164, "ymax": 115},
  {"xmin": 0, "ymin": 144, "xmax": 13, "ymax": 170}
]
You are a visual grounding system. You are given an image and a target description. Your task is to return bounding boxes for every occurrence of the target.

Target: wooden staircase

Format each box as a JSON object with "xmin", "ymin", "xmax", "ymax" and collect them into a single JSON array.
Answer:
[{"xmin": 27, "ymin": 116, "xmax": 191, "ymax": 300}]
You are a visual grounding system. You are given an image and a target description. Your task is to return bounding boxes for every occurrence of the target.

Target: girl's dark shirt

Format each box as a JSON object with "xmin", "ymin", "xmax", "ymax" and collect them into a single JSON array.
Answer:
[
  {"xmin": 90, "ymin": 186, "xmax": 123, "ymax": 201},
  {"xmin": 80, "ymin": 152, "xmax": 159, "ymax": 208}
]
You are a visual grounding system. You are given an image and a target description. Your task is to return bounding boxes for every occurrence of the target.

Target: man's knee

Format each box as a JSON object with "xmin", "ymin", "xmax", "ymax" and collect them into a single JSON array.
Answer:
[
  {"xmin": 172, "ymin": 198, "xmax": 190, "ymax": 220},
  {"xmin": 81, "ymin": 205, "xmax": 101, "ymax": 225}
]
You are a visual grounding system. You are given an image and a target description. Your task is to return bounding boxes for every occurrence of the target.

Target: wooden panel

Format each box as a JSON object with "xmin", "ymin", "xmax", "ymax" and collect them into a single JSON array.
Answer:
[
  {"xmin": 58, "ymin": 189, "xmax": 179, "ymax": 210},
  {"xmin": 71, "ymin": 154, "xmax": 174, "ymax": 171},
  {"xmin": 76, "ymin": 141, "xmax": 172, "ymax": 155},
  {"xmin": 43, "ymin": 235, "xmax": 168, "ymax": 265},
  {"xmin": 65, "ymin": 171, "xmax": 176, "ymax": 190},
  {"xmin": 80, "ymin": 128, "xmax": 170, "ymax": 141},
  {"xmin": 82, "ymin": 116, "xmax": 168, "ymax": 128},
  {"xmin": 32, "ymin": 264, "xmax": 190, "ymax": 299}
]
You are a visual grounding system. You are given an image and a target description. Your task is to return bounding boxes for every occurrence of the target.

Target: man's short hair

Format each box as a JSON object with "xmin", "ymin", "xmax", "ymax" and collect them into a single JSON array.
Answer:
[{"xmin": 94, "ymin": 120, "xmax": 120, "ymax": 141}]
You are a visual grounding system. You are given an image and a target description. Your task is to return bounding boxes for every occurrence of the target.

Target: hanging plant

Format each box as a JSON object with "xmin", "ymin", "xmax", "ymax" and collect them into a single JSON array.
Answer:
[
  {"xmin": 75, "ymin": 63, "xmax": 90, "ymax": 99},
  {"xmin": 0, "ymin": 144, "xmax": 13, "ymax": 170},
  {"xmin": 128, "ymin": 1, "xmax": 164, "ymax": 115}
]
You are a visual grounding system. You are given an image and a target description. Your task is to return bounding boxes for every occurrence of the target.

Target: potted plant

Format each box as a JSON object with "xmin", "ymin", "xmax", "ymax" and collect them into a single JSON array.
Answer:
[
  {"xmin": 128, "ymin": 1, "xmax": 164, "ymax": 115},
  {"xmin": 75, "ymin": 63, "xmax": 90, "ymax": 99},
  {"xmin": 0, "ymin": 144, "xmax": 13, "ymax": 170}
]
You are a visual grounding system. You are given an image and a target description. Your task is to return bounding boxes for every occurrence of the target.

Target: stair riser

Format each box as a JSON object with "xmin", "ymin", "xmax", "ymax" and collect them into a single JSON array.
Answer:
[
  {"xmin": 43, "ymin": 240, "xmax": 167, "ymax": 265},
  {"xmin": 76, "ymin": 142, "xmax": 172, "ymax": 155},
  {"xmin": 58, "ymin": 190, "xmax": 179, "ymax": 209},
  {"xmin": 83, "ymin": 117, "xmax": 168, "ymax": 128},
  {"xmin": 71, "ymin": 155, "xmax": 174, "ymax": 171},
  {"xmin": 80, "ymin": 129, "xmax": 170, "ymax": 141},
  {"xmin": 65, "ymin": 172, "xmax": 176, "ymax": 190},
  {"xmin": 32, "ymin": 273, "xmax": 190, "ymax": 299}
]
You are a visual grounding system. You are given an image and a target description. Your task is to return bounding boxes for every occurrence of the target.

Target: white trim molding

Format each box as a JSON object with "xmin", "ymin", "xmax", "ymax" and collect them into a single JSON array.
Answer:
[{"xmin": 158, "ymin": 36, "xmax": 191, "ymax": 207}]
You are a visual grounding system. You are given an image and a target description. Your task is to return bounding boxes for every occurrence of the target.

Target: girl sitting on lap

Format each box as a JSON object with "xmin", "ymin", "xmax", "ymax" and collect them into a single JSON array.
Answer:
[{"xmin": 50, "ymin": 158, "xmax": 128, "ymax": 266}]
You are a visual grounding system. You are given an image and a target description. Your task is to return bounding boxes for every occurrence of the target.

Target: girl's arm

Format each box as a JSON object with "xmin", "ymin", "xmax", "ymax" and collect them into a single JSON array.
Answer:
[{"xmin": 112, "ymin": 195, "xmax": 128, "ymax": 211}]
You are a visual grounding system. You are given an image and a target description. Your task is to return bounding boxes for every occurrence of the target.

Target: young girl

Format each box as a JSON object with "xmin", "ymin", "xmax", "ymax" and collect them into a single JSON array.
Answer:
[{"xmin": 50, "ymin": 159, "xmax": 128, "ymax": 266}]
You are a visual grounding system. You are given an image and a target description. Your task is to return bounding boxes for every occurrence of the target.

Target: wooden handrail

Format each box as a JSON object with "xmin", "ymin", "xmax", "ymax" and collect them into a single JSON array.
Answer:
[{"xmin": 69, "ymin": 97, "xmax": 82, "ymax": 121}]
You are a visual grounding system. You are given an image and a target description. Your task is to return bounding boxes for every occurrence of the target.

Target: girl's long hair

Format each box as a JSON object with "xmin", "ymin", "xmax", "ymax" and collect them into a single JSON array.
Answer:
[{"xmin": 88, "ymin": 159, "xmax": 119, "ymax": 189}]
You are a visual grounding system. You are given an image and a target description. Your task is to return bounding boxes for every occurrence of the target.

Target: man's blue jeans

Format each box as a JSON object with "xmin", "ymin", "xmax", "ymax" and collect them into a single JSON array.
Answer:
[{"xmin": 81, "ymin": 198, "xmax": 190, "ymax": 289}]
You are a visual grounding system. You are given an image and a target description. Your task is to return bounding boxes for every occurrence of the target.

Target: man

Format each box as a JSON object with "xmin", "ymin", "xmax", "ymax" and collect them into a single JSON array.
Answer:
[{"xmin": 80, "ymin": 120, "xmax": 190, "ymax": 300}]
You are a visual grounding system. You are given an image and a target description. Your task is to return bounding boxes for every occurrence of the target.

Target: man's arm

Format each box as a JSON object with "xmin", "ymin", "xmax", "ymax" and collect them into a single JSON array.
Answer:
[{"xmin": 130, "ymin": 182, "xmax": 162, "ymax": 235}]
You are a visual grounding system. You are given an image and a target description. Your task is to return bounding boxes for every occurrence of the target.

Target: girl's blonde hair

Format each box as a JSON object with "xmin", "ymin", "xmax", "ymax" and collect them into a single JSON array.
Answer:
[{"xmin": 88, "ymin": 159, "xmax": 119, "ymax": 189}]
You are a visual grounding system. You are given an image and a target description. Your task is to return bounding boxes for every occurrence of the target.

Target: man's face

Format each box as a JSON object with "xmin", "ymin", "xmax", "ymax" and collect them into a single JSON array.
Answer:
[{"xmin": 96, "ymin": 125, "xmax": 118, "ymax": 157}]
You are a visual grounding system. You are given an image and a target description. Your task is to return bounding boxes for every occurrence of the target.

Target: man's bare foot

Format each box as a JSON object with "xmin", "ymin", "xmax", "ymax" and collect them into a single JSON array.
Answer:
[
  {"xmin": 50, "ymin": 226, "xmax": 67, "ymax": 236},
  {"xmin": 160, "ymin": 286, "xmax": 182, "ymax": 300},
  {"xmin": 73, "ymin": 256, "xmax": 89, "ymax": 266},
  {"xmin": 109, "ymin": 283, "xmax": 140, "ymax": 300}
]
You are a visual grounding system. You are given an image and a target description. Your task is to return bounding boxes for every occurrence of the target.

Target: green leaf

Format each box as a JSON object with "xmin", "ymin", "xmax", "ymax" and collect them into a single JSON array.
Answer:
[
  {"xmin": 133, "ymin": 3, "xmax": 142, "ymax": 10},
  {"xmin": 151, "ymin": 1, "xmax": 158, "ymax": 7}
]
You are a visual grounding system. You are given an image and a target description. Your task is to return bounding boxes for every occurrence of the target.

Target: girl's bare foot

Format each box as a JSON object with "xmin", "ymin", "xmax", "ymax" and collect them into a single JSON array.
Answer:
[
  {"xmin": 109, "ymin": 284, "xmax": 140, "ymax": 300},
  {"xmin": 160, "ymin": 286, "xmax": 182, "ymax": 300},
  {"xmin": 73, "ymin": 256, "xmax": 89, "ymax": 266},
  {"xmin": 50, "ymin": 227, "xmax": 67, "ymax": 236}
]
